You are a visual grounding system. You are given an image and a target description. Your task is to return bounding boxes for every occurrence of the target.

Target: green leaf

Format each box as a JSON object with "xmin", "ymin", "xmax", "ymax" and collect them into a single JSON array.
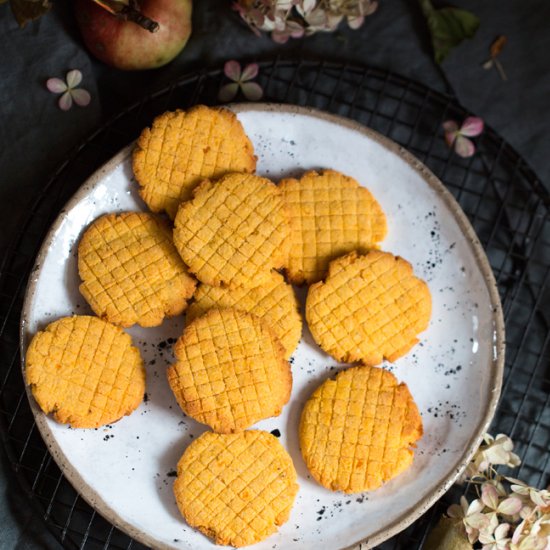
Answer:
[
  {"xmin": 419, "ymin": 0, "xmax": 480, "ymax": 64},
  {"xmin": 424, "ymin": 516, "xmax": 474, "ymax": 550},
  {"xmin": 10, "ymin": 0, "xmax": 52, "ymax": 27}
]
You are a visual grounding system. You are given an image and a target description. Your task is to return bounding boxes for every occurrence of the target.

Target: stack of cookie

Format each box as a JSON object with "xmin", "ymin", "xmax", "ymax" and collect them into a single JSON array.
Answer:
[
  {"xmin": 280, "ymin": 167, "xmax": 429, "ymax": 496},
  {"xmin": 134, "ymin": 108, "xmax": 300, "ymax": 546},
  {"xmin": 25, "ymin": 105, "xmax": 433, "ymax": 547}
]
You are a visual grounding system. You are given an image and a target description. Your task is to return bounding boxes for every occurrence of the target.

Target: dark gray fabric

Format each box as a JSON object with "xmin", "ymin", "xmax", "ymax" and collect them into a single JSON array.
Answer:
[{"xmin": 0, "ymin": 0, "xmax": 548, "ymax": 547}]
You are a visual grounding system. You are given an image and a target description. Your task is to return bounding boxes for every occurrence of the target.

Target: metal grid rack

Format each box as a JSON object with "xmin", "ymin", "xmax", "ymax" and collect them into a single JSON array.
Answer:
[{"xmin": 0, "ymin": 59, "xmax": 548, "ymax": 549}]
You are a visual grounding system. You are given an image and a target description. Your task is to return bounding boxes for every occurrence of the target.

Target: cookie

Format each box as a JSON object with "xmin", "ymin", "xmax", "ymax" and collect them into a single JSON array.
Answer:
[
  {"xmin": 173, "ymin": 173, "xmax": 291, "ymax": 288},
  {"xmin": 280, "ymin": 169, "xmax": 387, "ymax": 284},
  {"xmin": 186, "ymin": 272, "xmax": 301, "ymax": 359},
  {"xmin": 25, "ymin": 315, "xmax": 145, "ymax": 429},
  {"xmin": 174, "ymin": 430, "xmax": 298, "ymax": 547},
  {"xmin": 167, "ymin": 308, "xmax": 292, "ymax": 433},
  {"xmin": 306, "ymin": 250, "xmax": 431, "ymax": 365},
  {"xmin": 78, "ymin": 212, "xmax": 196, "ymax": 328},
  {"xmin": 300, "ymin": 365, "xmax": 423, "ymax": 493},
  {"xmin": 133, "ymin": 106, "xmax": 256, "ymax": 218}
]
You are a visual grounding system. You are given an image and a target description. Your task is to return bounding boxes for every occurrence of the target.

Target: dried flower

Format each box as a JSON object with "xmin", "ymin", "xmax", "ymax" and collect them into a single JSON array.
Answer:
[
  {"xmin": 233, "ymin": 0, "xmax": 378, "ymax": 42},
  {"xmin": 443, "ymin": 116, "xmax": 484, "ymax": 158},
  {"xmin": 448, "ymin": 495, "xmax": 490, "ymax": 543},
  {"xmin": 440, "ymin": 433, "xmax": 550, "ymax": 550},
  {"xmin": 482, "ymin": 35, "xmax": 508, "ymax": 81},
  {"xmin": 218, "ymin": 61, "xmax": 264, "ymax": 102},
  {"xmin": 46, "ymin": 70, "xmax": 91, "ymax": 111},
  {"xmin": 479, "ymin": 522, "xmax": 511, "ymax": 549}
]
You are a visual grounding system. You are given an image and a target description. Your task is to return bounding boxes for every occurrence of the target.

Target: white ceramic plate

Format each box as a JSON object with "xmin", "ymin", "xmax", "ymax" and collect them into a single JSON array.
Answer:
[{"xmin": 20, "ymin": 104, "xmax": 504, "ymax": 549}]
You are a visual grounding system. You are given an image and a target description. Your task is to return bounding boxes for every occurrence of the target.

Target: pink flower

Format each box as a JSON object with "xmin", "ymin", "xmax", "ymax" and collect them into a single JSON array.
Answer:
[
  {"xmin": 218, "ymin": 61, "xmax": 264, "ymax": 102},
  {"xmin": 46, "ymin": 70, "xmax": 91, "ymax": 111},
  {"xmin": 443, "ymin": 116, "xmax": 484, "ymax": 158}
]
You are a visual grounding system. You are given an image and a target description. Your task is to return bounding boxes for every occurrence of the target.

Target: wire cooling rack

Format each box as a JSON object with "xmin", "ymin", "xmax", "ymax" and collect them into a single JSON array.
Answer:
[{"xmin": 0, "ymin": 59, "xmax": 548, "ymax": 550}]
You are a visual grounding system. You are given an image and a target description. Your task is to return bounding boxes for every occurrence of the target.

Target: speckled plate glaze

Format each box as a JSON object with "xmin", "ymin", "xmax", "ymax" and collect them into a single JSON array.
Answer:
[{"xmin": 20, "ymin": 104, "xmax": 504, "ymax": 550}]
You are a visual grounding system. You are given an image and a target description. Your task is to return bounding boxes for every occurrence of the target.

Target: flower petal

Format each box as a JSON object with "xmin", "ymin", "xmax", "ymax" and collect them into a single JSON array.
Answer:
[
  {"xmin": 71, "ymin": 88, "xmax": 91, "ymax": 107},
  {"xmin": 494, "ymin": 523, "xmax": 510, "ymax": 540},
  {"xmin": 46, "ymin": 78, "xmax": 67, "ymax": 94},
  {"xmin": 224, "ymin": 60, "xmax": 242, "ymax": 82},
  {"xmin": 445, "ymin": 132, "xmax": 460, "ymax": 150},
  {"xmin": 285, "ymin": 20, "xmax": 305, "ymax": 38},
  {"xmin": 479, "ymin": 532, "xmax": 497, "ymax": 545},
  {"xmin": 271, "ymin": 31, "xmax": 290, "ymax": 43},
  {"xmin": 460, "ymin": 116, "xmax": 484, "ymax": 137},
  {"xmin": 466, "ymin": 512, "xmax": 490, "ymax": 530},
  {"xmin": 484, "ymin": 445, "xmax": 510, "ymax": 465},
  {"xmin": 505, "ymin": 476, "xmax": 527, "ymax": 486},
  {"xmin": 511, "ymin": 484, "xmax": 529, "ymax": 496},
  {"xmin": 447, "ymin": 503, "xmax": 464, "ymax": 518},
  {"xmin": 58, "ymin": 91, "xmax": 73, "ymax": 111},
  {"xmin": 218, "ymin": 83, "xmax": 240, "ymax": 103},
  {"xmin": 241, "ymin": 81, "xmax": 263, "ymax": 101},
  {"xmin": 512, "ymin": 520, "xmax": 525, "ymax": 544},
  {"xmin": 507, "ymin": 452, "xmax": 521, "ymax": 467},
  {"xmin": 240, "ymin": 63, "xmax": 259, "ymax": 82},
  {"xmin": 362, "ymin": 0, "xmax": 378, "ymax": 15},
  {"xmin": 347, "ymin": 15, "xmax": 364, "ymax": 29},
  {"xmin": 454, "ymin": 135, "xmax": 476, "ymax": 158},
  {"xmin": 66, "ymin": 69, "xmax": 82, "ymax": 89},
  {"xmin": 305, "ymin": 7, "xmax": 328, "ymax": 27},
  {"xmin": 529, "ymin": 489, "xmax": 548, "ymax": 507},
  {"xmin": 482, "ymin": 483, "xmax": 499, "ymax": 510},
  {"xmin": 468, "ymin": 498, "xmax": 485, "ymax": 515},
  {"xmin": 487, "ymin": 511, "xmax": 499, "ymax": 533},
  {"xmin": 303, "ymin": 0, "xmax": 317, "ymax": 11},
  {"xmin": 497, "ymin": 496, "xmax": 523, "ymax": 516},
  {"xmin": 442, "ymin": 120, "xmax": 460, "ymax": 133}
]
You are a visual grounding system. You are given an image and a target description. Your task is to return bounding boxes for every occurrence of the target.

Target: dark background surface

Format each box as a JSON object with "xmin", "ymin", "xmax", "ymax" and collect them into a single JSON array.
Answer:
[{"xmin": 1, "ymin": 0, "xmax": 549, "ymax": 548}]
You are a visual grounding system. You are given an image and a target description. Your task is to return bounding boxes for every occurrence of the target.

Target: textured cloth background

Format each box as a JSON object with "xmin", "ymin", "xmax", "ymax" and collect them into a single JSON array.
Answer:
[{"xmin": 1, "ymin": 0, "xmax": 549, "ymax": 547}]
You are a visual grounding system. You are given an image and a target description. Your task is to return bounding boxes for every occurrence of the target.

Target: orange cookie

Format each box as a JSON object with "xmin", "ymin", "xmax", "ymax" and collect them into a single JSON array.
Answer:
[
  {"xmin": 174, "ymin": 430, "xmax": 298, "ymax": 547},
  {"xmin": 78, "ymin": 212, "xmax": 196, "ymax": 328},
  {"xmin": 280, "ymin": 169, "xmax": 387, "ymax": 284},
  {"xmin": 300, "ymin": 365, "xmax": 423, "ymax": 493},
  {"xmin": 173, "ymin": 173, "xmax": 291, "ymax": 288},
  {"xmin": 306, "ymin": 250, "xmax": 431, "ymax": 365},
  {"xmin": 167, "ymin": 308, "xmax": 292, "ymax": 433},
  {"xmin": 133, "ymin": 106, "xmax": 256, "ymax": 218},
  {"xmin": 186, "ymin": 272, "xmax": 301, "ymax": 359},
  {"xmin": 25, "ymin": 315, "xmax": 145, "ymax": 428}
]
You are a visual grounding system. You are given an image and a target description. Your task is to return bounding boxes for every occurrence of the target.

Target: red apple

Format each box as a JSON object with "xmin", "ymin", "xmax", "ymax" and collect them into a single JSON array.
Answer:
[{"xmin": 75, "ymin": 0, "xmax": 192, "ymax": 71}]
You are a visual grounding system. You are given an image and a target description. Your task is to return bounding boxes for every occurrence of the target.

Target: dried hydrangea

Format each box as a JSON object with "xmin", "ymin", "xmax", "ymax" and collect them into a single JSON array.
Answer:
[
  {"xmin": 233, "ymin": 0, "xmax": 378, "ymax": 43},
  {"xmin": 446, "ymin": 433, "xmax": 550, "ymax": 550}
]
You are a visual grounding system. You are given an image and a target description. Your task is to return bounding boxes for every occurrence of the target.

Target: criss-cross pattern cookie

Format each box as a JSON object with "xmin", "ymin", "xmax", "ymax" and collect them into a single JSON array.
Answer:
[
  {"xmin": 133, "ymin": 106, "xmax": 256, "ymax": 218},
  {"xmin": 78, "ymin": 212, "xmax": 196, "ymax": 328},
  {"xmin": 306, "ymin": 251, "xmax": 431, "ymax": 365},
  {"xmin": 300, "ymin": 365, "xmax": 422, "ymax": 493},
  {"xmin": 174, "ymin": 430, "xmax": 298, "ymax": 547},
  {"xmin": 280, "ymin": 169, "xmax": 387, "ymax": 284},
  {"xmin": 167, "ymin": 308, "xmax": 292, "ymax": 433},
  {"xmin": 25, "ymin": 316, "xmax": 145, "ymax": 429},
  {"xmin": 173, "ymin": 173, "xmax": 291, "ymax": 288},
  {"xmin": 186, "ymin": 272, "xmax": 301, "ymax": 359}
]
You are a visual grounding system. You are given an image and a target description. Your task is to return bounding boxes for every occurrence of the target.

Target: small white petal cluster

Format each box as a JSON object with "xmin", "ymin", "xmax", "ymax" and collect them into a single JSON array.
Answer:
[
  {"xmin": 234, "ymin": 0, "xmax": 378, "ymax": 43},
  {"xmin": 447, "ymin": 433, "xmax": 550, "ymax": 550}
]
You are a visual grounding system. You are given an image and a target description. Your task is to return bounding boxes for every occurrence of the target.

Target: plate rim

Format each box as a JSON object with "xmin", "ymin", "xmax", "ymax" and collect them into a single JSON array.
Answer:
[{"xmin": 19, "ymin": 102, "xmax": 505, "ymax": 550}]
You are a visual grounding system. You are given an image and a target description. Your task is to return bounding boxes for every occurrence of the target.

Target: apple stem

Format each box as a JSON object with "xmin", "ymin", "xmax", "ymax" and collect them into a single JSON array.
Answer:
[
  {"xmin": 125, "ymin": 7, "xmax": 159, "ymax": 33},
  {"xmin": 91, "ymin": 0, "xmax": 160, "ymax": 33}
]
